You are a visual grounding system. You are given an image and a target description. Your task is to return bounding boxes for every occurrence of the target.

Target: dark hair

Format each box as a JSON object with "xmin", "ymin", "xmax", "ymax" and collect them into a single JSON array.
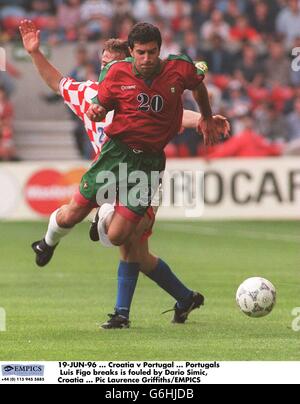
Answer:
[
  {"xmin": 128, "ymin": 22, "xmax": 162, "ymax": 50},
  {"xmin": 103, "ymin": 38, "xmax": 130, "ymax": 57}
]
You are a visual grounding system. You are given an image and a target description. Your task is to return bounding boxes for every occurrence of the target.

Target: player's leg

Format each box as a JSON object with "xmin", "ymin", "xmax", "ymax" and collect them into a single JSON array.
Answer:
[
  {"xmin": 100, "ymin": 239, "xmax": 140, "ymax": 330},
  {"xmin": 100, "ymin": 220, "xmax": 150, "ymax": 329},
  {"xmin": 137, "ymin": 240, "xmax": 205, "ymax": 324},
  {"xmin": 100, "ymin": 210, "xmax": 155, "ymax": 329},
  {"xmin": 32, "ymin": 196, "xmax": 94, "ymax": 267}
]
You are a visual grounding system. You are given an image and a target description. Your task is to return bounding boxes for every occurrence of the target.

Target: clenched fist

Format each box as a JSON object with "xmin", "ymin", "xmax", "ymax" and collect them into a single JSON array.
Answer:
[{"xmin": 86, "ymin": 104, "xmax": 108, "ymax": 122}]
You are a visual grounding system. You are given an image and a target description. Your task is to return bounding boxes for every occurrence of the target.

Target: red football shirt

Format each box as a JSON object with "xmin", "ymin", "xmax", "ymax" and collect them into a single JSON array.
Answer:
[{"xmin": 96, "ymin": 56, "xmax": 205, "ymax": 153}]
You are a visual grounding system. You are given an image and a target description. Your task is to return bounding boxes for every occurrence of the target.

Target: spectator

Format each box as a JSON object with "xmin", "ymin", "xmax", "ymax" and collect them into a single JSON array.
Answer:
[
  {"xmin": 1, "ymin": 0, "xmax": 299, "ymax": 159},
  {"xmin": 0, "ymin": 0, "xmax": 26, "ymax": 40},
  {"xmin": 80, "ymin": 0, "xmax": 113, "ymax": 40},
  {"xmin": 254, "ymin": 102, "xmax": 287, "ymax": 143},
  {"xmin": 160, "ymin": 28, "xmax": 181, "ymax": 59},
  {"xmin": 264, "ymin": 40, "xmax": 291, "ymax": 87},
  {"xmin": 234, "ymin": 44, "xmax": 264, "ymax": 87},
  {"xmin": 26, "ymin": 0, "xmax": 57, "ymax": 16},
  {"xmin": 40, "ymin": 16, "xmax": 66, "ymax": 46},
  {"xmin": 222, "ymin": 0, "xmax": 242, "ymax": 27},
  {"xmin": 203, "ymin": 34, "xmax": 235, "ymax": 75},
  {"xmin": 181, "ymin": 30, "xmax": 203, "ymax": 60},
  {"xmin": 206, "ymin": 117, "xmax": 282, "ymax": 158},
  {"xmin": 224, "ymin": 81, "xmax": 252, "ymax": 134},
  {"xmin": 0, "ymin": 0, "xmax": 26, "ymax": 20},
  {"xmin": 230, "ymin": 15, "xmax": 261, "ymax": 45},
  {"xmin": 0, "ymin": 60, "xmax": 21, "ymax": 96},
  {"xmin": 205, "ymin": 72, "xmax": 223, "ymax": 113},
  {"xmin": 169, "ymin": 0, "xmax": 193, "ymax": 33},
  {"xmin": 201, "ymin": 9, "xmax": 231, "ymax": 43},
  {"xmin": 57, "ymin": 0, "xmax": 82, "ymax": 42},
  {"xmin": 287, "ymin": 97, "xmax": 300, "ymax": 142},
  {"xmin": 193, "ymin": 0, "xmax": 214, "ymax": 29},
  {"xmin": 114, "ymin": 14, "xmax": 136, "ymax": 40},
  {"xmin": 132, "ymin": 0, "xmax": 160, "ymax": 23},
  {"xmin": 0, "ymin": 86, "xmax": 16, "ymax": 161},
  {"xmin": 276, "ymin": 0, "xmax": 300, "ymax": 48},
  {"xmin": 249, "ymin": 1, "xmax": 275, "ymax": 37}
]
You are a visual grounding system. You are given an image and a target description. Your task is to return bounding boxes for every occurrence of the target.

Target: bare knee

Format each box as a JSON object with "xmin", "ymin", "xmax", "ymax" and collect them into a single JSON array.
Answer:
[
  {"xmin": 108, "ymin": 228, "xmax": 129, "ymax": 246},
  {"xmin": 107, "ymin": 214, "xmax": 138, "ymax": 246}
]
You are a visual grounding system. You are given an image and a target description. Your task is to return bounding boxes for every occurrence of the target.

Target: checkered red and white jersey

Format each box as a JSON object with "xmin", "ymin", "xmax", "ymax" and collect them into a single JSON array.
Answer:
[{"xmin": 59, "ymin": 77, "xmax": 114, "ymax": 156}]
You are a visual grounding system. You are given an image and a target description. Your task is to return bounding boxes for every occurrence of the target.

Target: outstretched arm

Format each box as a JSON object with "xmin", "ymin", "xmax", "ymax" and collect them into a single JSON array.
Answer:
[
  {"xmin": 182, "ymin": 109, "xmax": 231, "ymax": 137},
  {"xmin": 19, "ymin": 20, "xmax": 63, "ymax": 93},
  {"xmin": 182, "ymin": 110, "xmax": 201, "ymax": 129}
]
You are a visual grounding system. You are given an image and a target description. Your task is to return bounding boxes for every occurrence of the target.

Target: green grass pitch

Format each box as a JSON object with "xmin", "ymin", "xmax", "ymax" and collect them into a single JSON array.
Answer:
[{"xmin": 0, "ymin": 220, "xmax": 299, "ymax": 361}]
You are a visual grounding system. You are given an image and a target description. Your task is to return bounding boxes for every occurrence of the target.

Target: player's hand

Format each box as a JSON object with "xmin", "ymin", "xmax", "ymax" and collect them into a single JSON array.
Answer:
[
  {"xmin": 19, "ymin": 20, "xmax": 40, "ymax": 54},
  {"xmin": 86, "ymin": 104, "xmax": 107, "ymax": 122},
  {"xmin": 198, "ymin": 115, "xmax": 231, "ymax": 146},
  {"xmin": 212, "ymin": 115, "xmax": 231, "ymax": 139}
]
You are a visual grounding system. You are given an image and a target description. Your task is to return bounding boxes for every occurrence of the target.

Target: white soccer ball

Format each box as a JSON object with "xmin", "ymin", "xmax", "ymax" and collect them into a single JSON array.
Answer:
[{"xmin": 236, "ymin": 277, "xmax": 276, "ymax": 318}]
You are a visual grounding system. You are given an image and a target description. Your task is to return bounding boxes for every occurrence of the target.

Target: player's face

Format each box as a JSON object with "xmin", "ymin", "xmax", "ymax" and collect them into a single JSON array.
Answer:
[
  {"xmin": 101, "ymin": 50, "xmax": 125, "ymax": 69},
  {"xmin": 130, "ymin": 41, "xmax": 160, "ymax": 78}
]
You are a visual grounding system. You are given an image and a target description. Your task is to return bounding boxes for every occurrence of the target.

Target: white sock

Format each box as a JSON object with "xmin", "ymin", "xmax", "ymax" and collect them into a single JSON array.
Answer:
[{"xmin": 45, "ymin": 209, "xmax": 72, "ymax": 247}]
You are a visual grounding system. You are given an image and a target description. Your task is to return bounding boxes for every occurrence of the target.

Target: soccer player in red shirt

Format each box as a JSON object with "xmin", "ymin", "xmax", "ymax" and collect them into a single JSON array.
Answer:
[
  {"xmin": 20, "ymin": 20, "xmax": 230, "ymax": 328},
  {"xmin": 85, "ymin": 23, "xmax": 229, "ymax": 326},
  {"xmin": 86, "ymin": 23, "xmax": 227, "ymax": 246}
]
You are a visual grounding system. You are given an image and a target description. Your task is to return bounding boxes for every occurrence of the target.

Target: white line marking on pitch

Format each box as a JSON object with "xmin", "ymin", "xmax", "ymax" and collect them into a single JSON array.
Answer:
[{"xmin": 159, "ymin": 224, "xmax": 300, "ymax": 244}]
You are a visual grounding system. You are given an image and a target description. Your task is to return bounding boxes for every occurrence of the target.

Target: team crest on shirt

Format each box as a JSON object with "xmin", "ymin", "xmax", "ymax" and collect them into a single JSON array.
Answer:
[
  {"xmin": 83, "ymin": 182, "xmax": 89, "ymax": 190},
  {"xmin": 171, "ymin": 87, "xmax": 176, "ymax": 93},
  {"xmin": 195, "ymin": 61, "xmax": 208, "ymax": 74}
]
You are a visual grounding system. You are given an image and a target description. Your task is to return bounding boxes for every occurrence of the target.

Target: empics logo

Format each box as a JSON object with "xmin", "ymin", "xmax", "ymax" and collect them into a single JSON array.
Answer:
[{"xmin": 2, "ymin": 365, "xmax": 44, "ymax": 376}]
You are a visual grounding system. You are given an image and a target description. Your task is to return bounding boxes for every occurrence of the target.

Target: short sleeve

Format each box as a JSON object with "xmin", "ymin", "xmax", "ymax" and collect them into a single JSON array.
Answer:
[
  {"xmin": 97, "ymin": 64, "xmax": 117, "ymax": 111},
  {"xmin": 182, "ymin": 61, "xmax": 206, "ymax": 90},
  {"xmin": 59, "ymin": 77, "xmax": 99, "ymax": 120}
]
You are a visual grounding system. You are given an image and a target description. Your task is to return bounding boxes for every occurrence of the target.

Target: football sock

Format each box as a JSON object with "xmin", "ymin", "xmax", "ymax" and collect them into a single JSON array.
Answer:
[
  {"xmin": 45, "ymin": 209, "xmax": 72, "ymax": 247},
  {"xmin": 147, "ymin": 258, "xmax": 193, "ymax": 309},
  {"xmin": 115, "ymin": 261, "xmax": 140, "ymax": 318}
]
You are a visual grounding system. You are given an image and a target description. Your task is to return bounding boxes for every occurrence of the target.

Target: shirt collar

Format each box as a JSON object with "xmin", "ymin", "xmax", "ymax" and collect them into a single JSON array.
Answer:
[{"xmin": 132, "ymin": 59, "xmax": 163, "ymax": 79}]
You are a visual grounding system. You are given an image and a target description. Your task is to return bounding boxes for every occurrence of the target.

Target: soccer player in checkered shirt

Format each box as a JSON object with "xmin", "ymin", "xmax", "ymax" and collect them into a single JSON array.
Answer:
[{"xmin": 20, "ymin": 20, "xmax": 230, "ymax": 328}]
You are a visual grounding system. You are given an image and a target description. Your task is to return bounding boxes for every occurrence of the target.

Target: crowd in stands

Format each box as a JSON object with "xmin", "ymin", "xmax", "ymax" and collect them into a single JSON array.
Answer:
[
  {"xmin": 0, "ymin": 86, "xmax": 17, "ymax": 161},
  {"xmin": 1, "ymin": 0, "xmax": 300, "ymax": 159}
]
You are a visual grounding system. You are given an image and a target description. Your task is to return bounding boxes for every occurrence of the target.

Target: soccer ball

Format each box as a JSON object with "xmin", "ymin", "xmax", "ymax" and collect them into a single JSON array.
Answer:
[{"xmin": 236, "ymin": 277, "xmax": 276, "ymax": 318}]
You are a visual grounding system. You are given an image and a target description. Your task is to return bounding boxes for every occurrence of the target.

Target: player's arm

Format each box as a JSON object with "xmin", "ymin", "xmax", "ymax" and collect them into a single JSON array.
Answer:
[
  {"xmin": 182, "ymin": 109, "xmax": 231, "ymax": 140},
  {"xmin": 182, "ymin": 110, "xmax": 201, "ymax": 129},
  {"xmin": 19, "ymin": 20, "xmax": 63, "ymax": 93}
]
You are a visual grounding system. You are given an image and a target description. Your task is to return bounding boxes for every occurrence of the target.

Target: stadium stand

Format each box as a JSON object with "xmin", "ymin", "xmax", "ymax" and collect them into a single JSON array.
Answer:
[{"xmin": 0, "ymin": 0, "xmax": 300, "ymax": 159}]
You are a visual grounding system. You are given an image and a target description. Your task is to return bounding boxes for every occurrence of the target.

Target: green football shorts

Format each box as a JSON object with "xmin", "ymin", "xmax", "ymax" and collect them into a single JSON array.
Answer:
[{"xmin": 79, "ymin": 138, "xmax": 166, "ymax": 219}]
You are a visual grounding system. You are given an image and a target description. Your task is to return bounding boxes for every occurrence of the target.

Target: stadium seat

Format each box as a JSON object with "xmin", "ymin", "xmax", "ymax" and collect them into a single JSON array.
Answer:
[{"xmin": 2, "ymin": 16, "xmax": 24, "ymax": 32}]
